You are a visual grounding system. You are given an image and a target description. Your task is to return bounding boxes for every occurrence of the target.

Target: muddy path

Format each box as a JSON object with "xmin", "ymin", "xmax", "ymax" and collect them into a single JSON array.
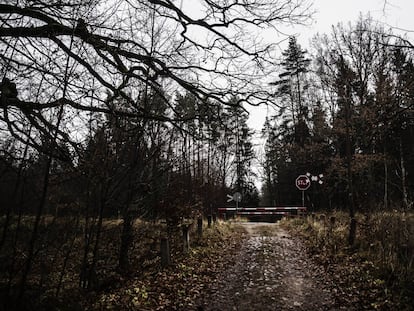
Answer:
[{"xmin": 197, "ymin": 222, "xmax": 351, "ymax": 311}]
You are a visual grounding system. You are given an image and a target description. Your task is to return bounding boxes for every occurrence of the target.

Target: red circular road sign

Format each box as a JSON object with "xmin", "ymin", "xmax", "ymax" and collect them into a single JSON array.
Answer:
[{"xmin": 295, "ymin": 175, "xmax": 310, "ymax": 190}]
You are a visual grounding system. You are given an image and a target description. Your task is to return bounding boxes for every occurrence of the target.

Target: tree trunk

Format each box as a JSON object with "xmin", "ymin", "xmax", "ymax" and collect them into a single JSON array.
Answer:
[
  {"xmin": 17, "ymin": 156, "xmax": 52, "ymax": 301},
  {"xmin": 81, "ymin": 183, "xmax": 106, "ymax": 290},
  {"xmin": 344, "ymin": 73, "xmax": 356, "ymax": 246},
  {"xmin": 399, "ymin": 137, "xmax": 409, "ymax": 209},
  {"xmin": 383, "ymin": 144, "xmax": 388, "ymax": 210},
  {"xmin": 119, "ymin": 208, "xmax": 133, "ymax": 273},
  {"xmin": 55, "ymin": 216, "xmax": 80, "ymax": 297},
  {"xmin": 0, "ymin": 148, "xmax": 27, "ymax": 252}
]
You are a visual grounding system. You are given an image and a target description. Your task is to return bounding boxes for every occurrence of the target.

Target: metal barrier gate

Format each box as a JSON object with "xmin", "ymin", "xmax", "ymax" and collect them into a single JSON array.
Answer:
[{"xmin": 217, "ymin": 206, "xmax": 307, "ymax": 219}]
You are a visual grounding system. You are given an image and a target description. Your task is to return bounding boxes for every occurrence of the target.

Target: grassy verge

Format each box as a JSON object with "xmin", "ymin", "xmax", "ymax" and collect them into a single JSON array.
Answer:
[{"xmin": 280, "ymin": 211, "xmax": 414, "ymax": 310}]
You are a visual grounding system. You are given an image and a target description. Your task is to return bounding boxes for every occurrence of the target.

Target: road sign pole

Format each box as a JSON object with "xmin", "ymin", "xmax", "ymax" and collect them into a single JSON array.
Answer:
[
  {"xmin": 302, "ymin": 190, "xmax": 305, "ymax": 207},
  {"xmin": 296, "ymin": 175, "xmax": 310, "ymax": 207}
]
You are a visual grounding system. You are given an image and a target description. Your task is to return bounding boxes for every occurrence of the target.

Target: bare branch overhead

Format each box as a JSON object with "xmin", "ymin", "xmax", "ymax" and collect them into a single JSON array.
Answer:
[{"xmin": 0, "ymin": 0, "xmax": 313, "ymax": 152}]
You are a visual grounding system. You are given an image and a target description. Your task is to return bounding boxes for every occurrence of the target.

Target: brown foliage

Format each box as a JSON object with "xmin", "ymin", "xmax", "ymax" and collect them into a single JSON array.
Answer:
[{"xmin": 281, "ymin": 211, "xmax": 414, "ymax": 310}]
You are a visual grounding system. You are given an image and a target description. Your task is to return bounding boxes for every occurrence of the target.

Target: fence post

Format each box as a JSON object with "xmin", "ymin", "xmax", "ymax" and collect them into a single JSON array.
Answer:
[
  {"xmin": 207, "ymin": 215, "xmax": 212, "ymax": 228},
  {"xmin": 182, "ymin": 225, "xmax": 190, "ymax": 253},
  {"xmin": 212, "ymin": 213, "xmax": 217, "ymax": 223},
  {"xmin": 160, "ymin": 238, "xmax": 171, "ymax": 267},
  {"xmin": 197, "ymin": 218, "xmax": 203, "ymax": 238}
]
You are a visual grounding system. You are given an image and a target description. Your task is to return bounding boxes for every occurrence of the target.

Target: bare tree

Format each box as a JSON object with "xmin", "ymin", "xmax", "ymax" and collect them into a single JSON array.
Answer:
[
  {"xmin": 0, "ymin": 1, "xmax": 313, "ymax": 151},
  {"xmin": 0, "ymin": 0, "xmax": 314, "ymax": 306}
]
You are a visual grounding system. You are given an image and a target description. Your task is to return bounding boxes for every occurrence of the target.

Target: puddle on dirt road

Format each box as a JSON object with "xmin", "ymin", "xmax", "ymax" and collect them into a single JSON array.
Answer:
[{"xmin": 198, "ymin": 222, "xmax": 348, "ymax": 311}]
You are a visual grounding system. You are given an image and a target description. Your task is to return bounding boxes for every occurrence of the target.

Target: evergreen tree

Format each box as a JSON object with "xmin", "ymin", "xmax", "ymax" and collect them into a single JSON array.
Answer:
[
  {"xmin": 271, "ymin": 36, "xmax": 311, "ymax": 146},
  {"xmin": 263, "ymin": 37, "xmax": 313, "ymax": 206},
  {"xmin": 224, "ymin": 102, "xmax": 259, "ymax": 206}
]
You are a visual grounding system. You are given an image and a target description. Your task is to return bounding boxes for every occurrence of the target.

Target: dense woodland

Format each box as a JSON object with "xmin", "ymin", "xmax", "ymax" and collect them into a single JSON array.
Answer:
[
  {"xmin": 0, "ymin": 0, "xmax": 413, "ymax": 310},
  {"xmin": 262, "ymin": 20, "xmax": 414, "ymax": 213}
]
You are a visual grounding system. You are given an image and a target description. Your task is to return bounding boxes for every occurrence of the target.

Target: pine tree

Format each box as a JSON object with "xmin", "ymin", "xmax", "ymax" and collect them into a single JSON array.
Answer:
[
  {"xmin": 262, "ymin": 37, "xmax": 312, "ymax": 206},
  {"xmin": 271, "ymin": 36, "xmax": 311, "ymax": 146},
  {"xmin": 224, "ymin": 100, "xmax": 259, "ymax": 206}
]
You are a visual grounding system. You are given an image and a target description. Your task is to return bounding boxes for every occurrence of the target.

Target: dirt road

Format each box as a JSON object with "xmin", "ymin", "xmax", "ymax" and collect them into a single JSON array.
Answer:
[{"xmin": 198, "ymin": 222, "xmax": 350, "ymax": 311}]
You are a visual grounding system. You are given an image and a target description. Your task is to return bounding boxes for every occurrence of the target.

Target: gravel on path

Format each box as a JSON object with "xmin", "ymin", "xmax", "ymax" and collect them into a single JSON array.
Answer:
[{"xmin": 198, "ymin": 222, "xmax": 351, "ymax": 311}]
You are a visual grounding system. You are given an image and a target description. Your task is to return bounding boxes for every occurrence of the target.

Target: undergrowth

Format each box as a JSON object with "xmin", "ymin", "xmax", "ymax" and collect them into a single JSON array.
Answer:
[
  {"xmin": 281, "ymin": 211, "xmax": 414, "ymax": 310},
  {"xmin": 0, "ymin": 217, "xmax": 243, "ymax": 310},
  {"xmin": 88, "ymin": 220, "xmax": 243, "ymax": 310}
]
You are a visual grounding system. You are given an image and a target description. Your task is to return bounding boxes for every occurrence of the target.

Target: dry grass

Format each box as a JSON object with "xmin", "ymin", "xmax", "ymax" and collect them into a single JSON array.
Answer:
[{"xmin": 281, "ymin": 211, "xmax": 414, "ymax": 310}]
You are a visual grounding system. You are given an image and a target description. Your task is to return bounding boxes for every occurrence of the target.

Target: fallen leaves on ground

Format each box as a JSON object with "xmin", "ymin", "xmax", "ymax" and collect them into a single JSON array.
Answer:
[
  {"xmin": 281, "ymin": 215, "xmax": 414, "ymax": 311},
  {"xmin": 86, "ymin": 222, "xmax": 245, "ymax": 310}
]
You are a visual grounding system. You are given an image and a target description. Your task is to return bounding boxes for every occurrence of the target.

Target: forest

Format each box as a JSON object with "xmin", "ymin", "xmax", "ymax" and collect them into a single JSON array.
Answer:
[{"xmin": 0, "ymin": 0, "xmax": 413, "ymax": 310}]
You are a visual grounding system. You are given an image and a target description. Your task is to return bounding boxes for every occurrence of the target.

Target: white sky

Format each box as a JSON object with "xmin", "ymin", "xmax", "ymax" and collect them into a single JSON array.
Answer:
[
  {"xmin": 247, "ymin": 0, "xmax": 414, "ymax": 189},
  {"xmin": 305, "ymin": 0, "xmax": 414, "ymax": 37},
  {"xmin": 247, "ymin": 0, "xmax": 414, "ymax": 133}
]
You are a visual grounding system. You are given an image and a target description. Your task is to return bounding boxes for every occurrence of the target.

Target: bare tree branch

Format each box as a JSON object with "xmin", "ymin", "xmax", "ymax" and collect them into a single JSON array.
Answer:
[{"xmin": 0, "ymin": 0, "xmax": 313, "ymax": 156}]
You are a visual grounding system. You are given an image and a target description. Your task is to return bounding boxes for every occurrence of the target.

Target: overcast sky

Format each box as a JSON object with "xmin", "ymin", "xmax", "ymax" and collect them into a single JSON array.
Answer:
[
  {"xmin": 247, "ymin": 0, "xmax": 414, "ymax": 132},
  {"xmin": 301, "ymin": 0, "xmax": 413, "ymax": 43},
  {"xmin": 247, "ymin": 0, "xmax": 414, "ymax": 188}
]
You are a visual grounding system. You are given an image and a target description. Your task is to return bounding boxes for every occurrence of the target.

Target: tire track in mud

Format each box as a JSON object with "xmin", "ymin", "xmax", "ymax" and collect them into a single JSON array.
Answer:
[{"xmin": 198, "ymin": 222, "xmax": 351, "ymax": 311}]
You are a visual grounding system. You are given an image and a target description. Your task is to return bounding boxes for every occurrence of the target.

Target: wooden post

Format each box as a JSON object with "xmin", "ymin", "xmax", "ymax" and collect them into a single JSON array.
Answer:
[
  {"xmin": 212, "ymin": 213, "xmax": 217, "ymax": 223},
  {"xmin": 160, "ymin": 238, "xmax": 171, "ymax": 267},
  {"xmin": 207, "ymin": 215, "xmax": 212, "ymax": 228},
  {"xmin": 349, "ymin": 218, "xmax": 357, "ymax": 246},
  {"xmin": 197, "ymin": 218, "xmax": 203, "ymax": 238},
  {"xmin": 328, "ymin": 216, "xmax": 335, "ymax": 237},
  {"xmin": 328, "ymin": 216, "xmax": 337, "ymax": 254},
  {"xmin": 182, "ymin": 225, "xmax": 190, "ymax": 253}
]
